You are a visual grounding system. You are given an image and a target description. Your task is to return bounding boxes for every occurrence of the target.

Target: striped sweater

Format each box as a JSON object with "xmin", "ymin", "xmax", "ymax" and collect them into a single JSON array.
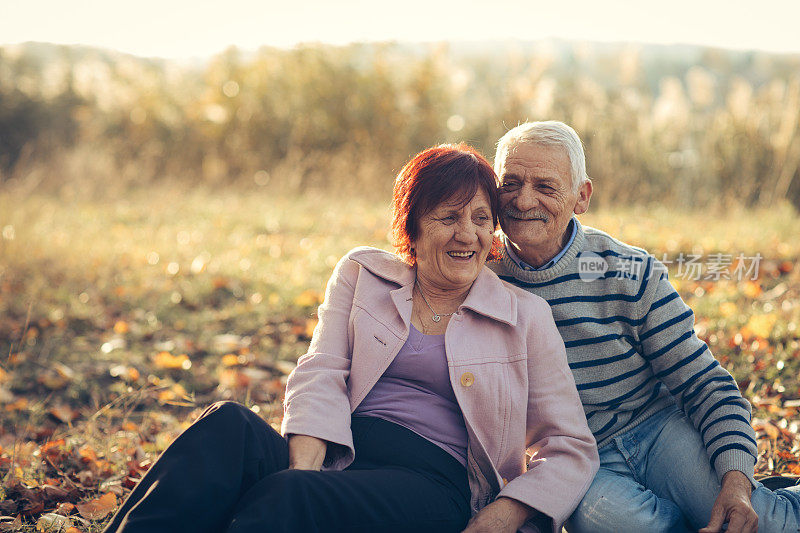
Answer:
[{"xmin": 490, "ymin": 219, "xmax": 758, "ymax": 484}]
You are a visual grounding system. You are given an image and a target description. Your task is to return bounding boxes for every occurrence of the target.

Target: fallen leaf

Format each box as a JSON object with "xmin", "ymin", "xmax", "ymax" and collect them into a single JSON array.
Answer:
[
  {"xmin": 0, "ymin": 515, "xmax": 22, "ymax": 531},
  {"xmin": 36, "ymin": 513, "xmax": 72, "ymax": 532},
  {"xmin": 41, "ymin": 485, "xmax": 69, "ymax": 502},
  {"xmin": 755, "ymin": 422, "xmax": 781, "ymax": 440},
  {"xmin": 55, "ymin": 503, "xmax": 74, "ymax": 516},
  {"xmin": 152, "ymin": 352, "xmax": 190, "ymax": 370},
  {"xmin": 75, "ymin": 493, "xmax": 116, "ymax": 520},
  {"xmin": 3, "ymin": 398, "xmax": 28, "ymax": 412},
  {"xmin": 218, "ymin": 368, "xmax": 249, "ymax": 389},
  {"xmin": 221, "ymin": 354, "xmax": 240, "ymax": 367},
  {"xmin": 77, "ymin": 446, "xmax": 97, "ymax": 463}
]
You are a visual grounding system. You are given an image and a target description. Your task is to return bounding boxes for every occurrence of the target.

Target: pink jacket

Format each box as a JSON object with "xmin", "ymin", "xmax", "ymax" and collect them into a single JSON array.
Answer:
[{"xmin": 282, "ymin": 247, "xmax": 598, "ymax": 532}]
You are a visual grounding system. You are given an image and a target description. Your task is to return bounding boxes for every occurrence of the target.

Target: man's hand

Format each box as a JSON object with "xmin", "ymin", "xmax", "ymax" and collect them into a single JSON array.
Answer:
[
  {"xmin": 699, "ymin": 470, "xmax": 757, "ymax": 533},
  {"xmin": 287, "ymin": 434, "xmax": 327, "ymax": 470},
  {"xmin": 462, "ymin": 497, "xmax": 535, "ymax": 533}
]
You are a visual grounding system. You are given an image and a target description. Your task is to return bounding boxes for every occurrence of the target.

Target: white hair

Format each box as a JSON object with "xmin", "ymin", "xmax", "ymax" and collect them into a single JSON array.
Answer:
[{"xmin": 494, "ymin": 121, "xmax": 589, "ymax": 191}]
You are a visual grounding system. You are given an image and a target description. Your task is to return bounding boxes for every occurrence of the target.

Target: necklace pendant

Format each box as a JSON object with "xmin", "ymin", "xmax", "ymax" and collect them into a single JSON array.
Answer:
[{"xmin": 432, "ymin": 314, "xmax": 441, "ymax": 323}]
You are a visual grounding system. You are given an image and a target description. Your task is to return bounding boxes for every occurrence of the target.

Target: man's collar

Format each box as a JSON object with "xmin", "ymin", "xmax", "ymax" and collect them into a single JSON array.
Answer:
[{"xmin": 347, "ymin": 247, "xmax": 517, "ymax": 326}]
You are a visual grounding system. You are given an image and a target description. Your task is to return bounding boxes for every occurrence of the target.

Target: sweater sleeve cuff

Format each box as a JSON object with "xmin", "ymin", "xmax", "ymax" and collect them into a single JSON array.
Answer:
[{"xmin": 713, "ymin": 448, "xmax": 757, "ymax": 488}]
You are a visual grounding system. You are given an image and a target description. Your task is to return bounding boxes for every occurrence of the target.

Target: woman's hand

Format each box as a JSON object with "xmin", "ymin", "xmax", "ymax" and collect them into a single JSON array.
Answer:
[
  {"xmin": 287, "ymin": 434, "xmax": 327, "ymax": 470},
  {"xmin": 462, "ymin": 497, "xmax": 534, "ymax": 533}
]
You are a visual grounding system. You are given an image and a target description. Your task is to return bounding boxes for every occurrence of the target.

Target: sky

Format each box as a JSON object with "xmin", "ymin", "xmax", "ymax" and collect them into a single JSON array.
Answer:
[{"xmin": 3, "ymin": 0, "xmax": 800, "ymax": 59}]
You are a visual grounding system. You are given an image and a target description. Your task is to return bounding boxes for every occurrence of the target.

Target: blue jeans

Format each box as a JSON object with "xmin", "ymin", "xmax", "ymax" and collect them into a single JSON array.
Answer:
[{"xmin": 566, "ymin": 405, "xmax": 800, "ymax": 533}]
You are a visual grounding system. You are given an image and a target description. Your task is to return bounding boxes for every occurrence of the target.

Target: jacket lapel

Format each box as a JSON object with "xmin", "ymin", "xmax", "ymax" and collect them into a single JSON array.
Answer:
[{"xmin": 349, "ymin": 247, "xmax": 518, "ymax": 327}]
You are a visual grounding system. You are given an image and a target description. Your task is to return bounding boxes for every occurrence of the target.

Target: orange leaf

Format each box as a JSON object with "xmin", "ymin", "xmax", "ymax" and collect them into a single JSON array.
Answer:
[
  {"xmin": 221, "ymin": 354, "xmax": 240, "ymax": 367},
  {"xmin": 152, "ymin": 352, "xmax": 191, "ymax": 370},
  {"xmin": 219, "ymin": 368, "xmax": 250, "ymax": 389},
  {"xmin": 4, "ymin": 397, "xmax": 28, "ymax": 412},
  {"xmin": 758, "ymin": 422, "xmax": 781, "ymax": 440},
  {"xmin": 41, "ymin": 439, "xmax": 67, "ymax": 459},
  {"xmin": 56, "ymin": 502, "xmax": 75, "ymax": 515},
  {"xmin": 157, "ymin": 384, "xmax": 192, "ymax": 406},
  {"xmin": 742, "ymin": 281, "xmax": 762, "ymax": 299},
  {"xmin": 113, "ymin": 321, "xmax": 130, "ymax": 334},
  {"xmin": 76, "ymin": 492, "xmax": 117, "ymax": 520},
  {"xmin": 126, "ymin": 367, "xmax": 141, "ymax": 381}
]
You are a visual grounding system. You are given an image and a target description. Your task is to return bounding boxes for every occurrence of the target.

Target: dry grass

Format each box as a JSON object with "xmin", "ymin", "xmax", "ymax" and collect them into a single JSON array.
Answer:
[{"xmin": 0, "ymin": 185, "xmax": 798, "ymax": 530}]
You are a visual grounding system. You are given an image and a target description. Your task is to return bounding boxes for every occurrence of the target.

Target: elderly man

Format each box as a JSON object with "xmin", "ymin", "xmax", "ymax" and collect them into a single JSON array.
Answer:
[{"xmin": 489, "ymin": 120, "xmax": 800, "ymax": 533}]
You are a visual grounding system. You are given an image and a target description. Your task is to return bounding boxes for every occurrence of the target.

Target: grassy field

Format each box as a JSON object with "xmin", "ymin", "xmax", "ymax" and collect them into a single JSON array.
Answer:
[{"xmin": 1, "ymin": 185, "xmax": 799, "ymax": 531}]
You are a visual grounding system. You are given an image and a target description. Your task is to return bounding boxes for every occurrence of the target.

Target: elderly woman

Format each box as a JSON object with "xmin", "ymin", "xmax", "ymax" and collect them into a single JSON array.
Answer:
[{"xmin": 103, "ymin": 144, "xmax": 598, "ymax": 533}]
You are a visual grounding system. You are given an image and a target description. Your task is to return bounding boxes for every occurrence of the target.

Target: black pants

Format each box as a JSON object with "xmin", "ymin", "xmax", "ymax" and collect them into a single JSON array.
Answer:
[{"xmin": 103, "ymin": 401, "xmax": 471, "ymax": 533}]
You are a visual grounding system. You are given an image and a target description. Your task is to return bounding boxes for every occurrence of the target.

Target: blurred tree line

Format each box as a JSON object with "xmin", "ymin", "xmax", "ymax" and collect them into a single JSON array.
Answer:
[{"xmin": 1, "ymin": 40, "xmax": 800, "ymax": 209}]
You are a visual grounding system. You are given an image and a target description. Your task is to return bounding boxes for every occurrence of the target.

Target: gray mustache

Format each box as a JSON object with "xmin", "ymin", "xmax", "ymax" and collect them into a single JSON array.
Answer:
[{"xmin": 502, "ymin": 207, "xmax": 550, "ymax": 222}]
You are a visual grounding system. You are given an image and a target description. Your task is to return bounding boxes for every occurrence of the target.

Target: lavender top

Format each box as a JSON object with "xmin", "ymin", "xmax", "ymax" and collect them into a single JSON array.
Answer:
[{"xmin": 353, "ymin": 324, "xmax": 468, "ymax": 466}]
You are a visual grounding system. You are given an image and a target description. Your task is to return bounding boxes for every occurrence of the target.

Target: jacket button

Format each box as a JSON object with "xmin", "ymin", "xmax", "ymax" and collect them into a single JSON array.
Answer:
[{"xmin": 460, "ymin": 372, "xmax": 475, "ymax": 387}]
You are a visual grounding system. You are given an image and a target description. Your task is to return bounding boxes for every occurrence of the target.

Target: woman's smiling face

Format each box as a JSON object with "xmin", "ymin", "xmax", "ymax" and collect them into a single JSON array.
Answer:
[{"xmin": 412, "ymin": 188, "xmax": 494, "ymax": 292}]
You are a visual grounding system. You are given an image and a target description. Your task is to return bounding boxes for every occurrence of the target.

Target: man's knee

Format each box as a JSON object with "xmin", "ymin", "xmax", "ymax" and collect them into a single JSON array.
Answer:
[{"xmin": 567, "ymin": 490, "xmax": 688, "ymax": 533}]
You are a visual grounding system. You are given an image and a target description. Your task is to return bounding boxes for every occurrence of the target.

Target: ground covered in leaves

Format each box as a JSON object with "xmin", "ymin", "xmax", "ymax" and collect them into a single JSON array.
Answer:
[{"xmin": 0, "ymin": 186, "xmax": 799, "ymax": 531}]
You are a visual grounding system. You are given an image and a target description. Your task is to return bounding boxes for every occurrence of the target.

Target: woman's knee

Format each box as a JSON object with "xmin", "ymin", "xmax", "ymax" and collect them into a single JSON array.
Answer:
[
  {"xmin": 201, "ymin": 400, "xmax": 251, "ymax": 419},
  {"xmin": 197, "ymin": 401, "xmax": 266, "ymax": 430},
  {"xmin": 192, "ymin": 401, "xmax": 279, "ymax": 444}
]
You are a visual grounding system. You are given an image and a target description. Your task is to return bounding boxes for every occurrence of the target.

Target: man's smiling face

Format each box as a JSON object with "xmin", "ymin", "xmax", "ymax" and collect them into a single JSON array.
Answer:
[{"xmin": 497, "ymin": 142, "xmax": 591, "ymax": 267}]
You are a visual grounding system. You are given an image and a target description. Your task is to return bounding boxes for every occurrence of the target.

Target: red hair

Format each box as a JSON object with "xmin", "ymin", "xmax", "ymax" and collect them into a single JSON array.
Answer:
[{"xmin": 391, "ymin": 143, "xmax": 501, "ymax": 265}]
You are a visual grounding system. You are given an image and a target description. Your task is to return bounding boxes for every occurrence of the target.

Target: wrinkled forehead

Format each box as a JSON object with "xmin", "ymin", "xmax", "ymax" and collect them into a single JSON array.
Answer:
[
  {"xmin": 502, "ymin": 140, "xmax": 558, "ymax": 160},
  {"xmin": 427, "ymin": 185, "xmax": 489, "ymax": 214},
  {"xmin": 498, "ymin": 141, "xmax": 569, "ymax": 175}
]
